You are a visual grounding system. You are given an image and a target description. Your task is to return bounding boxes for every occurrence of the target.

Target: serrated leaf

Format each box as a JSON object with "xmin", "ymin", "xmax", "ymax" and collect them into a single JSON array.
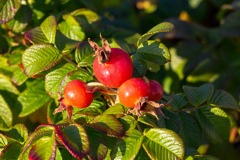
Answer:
[
  {"xmin": 183, "ymin": 83, "xmax": 214, "ymax": 106},
  {"xmin": 143, "ymin": 128, "xmax": 184, "ymax": 160},
  {"xmin": 5, "ymin": 5, "xmax": 32, "ymax": 33},
  {"xmin": 75, "ymin": 41, "xmax": 95, "ymax": 67},
  {"xmin": 25, "ymin": 26, "xmax": 49, "ymax": 44},
  {"xmin": 0, "ymin": 0, "xmax": 21, "ymax": 24},
  {"xmin": 111, "ymin": 130, "xmax": 143, "ymax": 160},
  {"xmin": 137, "ymin": 22, "xmax": 175, "ymax": 46},
  {"xmin": 0, "ymin": 142, "xmax": 22, "ymax": 160},
  {"xmin": 132, "ymin": 59, "xmax": 147, "ymax": 77},
  {"xmin": 207, "ymin": 90, "xmax": 239, "ymax": 110},
  {"xmin": 18, "ymin": 79, "xmax": 51, "ymax": 117},
  {"xmin": 0, "ymin": 124, "xmax": 28, "ymax": 143},
  {"xmin": 59, "ymin": 70, "xmax": 92, "ymax": 95},
  {"xmin": 22, "ymin": 44, "xmax": 62, "ymax": 77},
  {"xmin": 119, "ymin": 115, "xmax": 137, "ymax": 132},
  {"xmin": 85, "ymin": 127, "xmax": 108, "ymax": 160},
  {"xmin": 29, "ymin": 132, "xmax": 57, "ymax": 160},
  {"xmin": 103, "ymin": 104, "xmax": 125, "ymax": 118},
  {"xmin": 134, "ymin": 40, "xmax": 171, "ymax": 65},
  {"xmin": 196, "ymin": 105, "xmax": 230, "ymax": 144},
  {"xmin": 45, "ymin": 63, "xmax": 78, "ymax": 98},
  {"xmin": 55, "ymin": 124, "xmax": 90, "ymax": 159},
  {"xmin": 178, "ymin": 111, "xmax": 202, "ymax": 149},
  {"xmin": 88, "ymin": 115, "xmax": 124, "ymax": 137},
  {"xmin": 40, "ymin": 15, "xmax": 57, "ymax": 44},
  {"xmin": 164, "ymin": 93, "xmax": 188, "ymax": 109},
  {"xmin": 12, "ymin": 66, "xmax": 28, "ymax": 86},
  {"xmin": 0, "ymin": 95, "xmax": 12, "ymax": 128}
]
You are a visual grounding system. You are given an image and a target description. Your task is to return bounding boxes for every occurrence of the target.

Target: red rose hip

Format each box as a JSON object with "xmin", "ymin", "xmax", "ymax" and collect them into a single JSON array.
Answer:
[
  {"xmin": 148, "ymin": 80, "xmax": 164, "ymax": 102},
  {"xmin": 118, "ymin": 78, "xmax": 150, "ymax": 108},
  {"xmin": 64, "ymin": 80, "xmax": 93, "ymax": 108}
]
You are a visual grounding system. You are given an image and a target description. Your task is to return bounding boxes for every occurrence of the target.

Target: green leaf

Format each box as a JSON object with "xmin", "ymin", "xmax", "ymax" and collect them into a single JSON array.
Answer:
[
  {"xmin": 0, "ymin": 95, "xmax": 12, "ymax": 128},
  {"xmin": 0, "ymin": 0, "xmax": 21, "ymax": 24},
  {"xmin": 85, "ymin": 127, "xmax": 108, "ymax": 160},
  {"xmin": 137, "ymin": 22, "xmax": 175, "ymax": 46},
  {"xmin": 29, "ymin": 132, "xmax": 57, "ymax": 160},
  {"xmin": 145, "ymin": 61, "xmax": 160, "ymax": 73},
  {"xmin": 183, "ymin": 83, "xmax": 214, "ymax": 106},
  {"xmin": 178, "ymin": 111, "xmax": 202, "ymax": 149},
  {"xmin": 0, "ymin": 142, "xmax": 22, "ymax": 160},
  {"xmin": 40, "ymin": 15, "xmax": 57, "ymax": 44},
  {"xmin": 88, "ymin": 114, "xmax": 124, "ymax": 137},
  {"xmin": 7, "ymin": 51, "xmax": 23, "ymax": 66},
  {"xmin": 0, "ymin": 35, "xmax": 10, "ymax": 54},
  {"xmin": 0, "ymin": 74, "xmax": 19, "ymax": 94},
  {"xmin": 207, "ymin": 90, "xmax": 240, "ymax": 111},
  {"xmin": 5, "ymin": 5, "xmax": 32, "ymax": 33},
  {"xmin": 0, "ymin": 133, "xmax": 8, "ymax": 147},
  {"xmin": 193, "ymin": 155, "xmax": 220, "ymax": 160},
  {"xmin": 75, "ymin": 107, "xmax": 102, "ymax": 117},
  {"xmin": 55, "ymin": 124, "xmax": 90, "ymax": 159},
  {"xmin": 47, "ymin": 100, "xmax": 62, "ymax": 124},
  {"xmin": 59, "ymin": 70, "xmax": 92, "ymax": 95},
  {"xmin": 134, "ymin": 40, "xmax": 171, "ymax": 65},
  {"xmin": 12, "ymin": 66, "xmax": 28, "ymax": 86},
  {"xmin": 163, "ymin": 93, "xmax": 188, "ymax": 109},
  {"xmin": 25, "ymin": 26, "xmax": 49, "ymax": 44},
  {"xmin": 22, "ymin": 44, "xmax": 62, "ymax": 77},
  {"xmin": 75, "ymin": 41, "xmax": 95, "ymax": 67},
  {"xmin": 45, "ymin": 63, "xmax": 78, "ymax": 98},
  {"xmin": 132, "ymin": 59, "xmax": 147, "ymax": 77},
  {"xmin": 103, "ymin": 104, "xmax": 125, "ymax": 118},
  {"xmin": 18, "ymin": 79, "xmax": 51, "ymax": 117},
  {"xmin": 135, "ymin": 146, "xmax": 151, "ymax": 160},
  {"xmin": 138, "ymin": 114, "xmax": 158, "ymax": 128},
  {"xmin": 196, "ymin": 105, "xmax": 230, "ymax": 144},
  {"xmin": 118, "ymin": 115, "xmax": 137, "ymax": 132},
  {"xmin": 143, "ymin": 128, "xmax": 184, "ymax": 160},
  {"xmin": 0, "ymin": 124, "xmax": 28, "ymax": 143},
  {"xmin": 110, "ymin": 130, "xmax": 144, "ymax": 160}
]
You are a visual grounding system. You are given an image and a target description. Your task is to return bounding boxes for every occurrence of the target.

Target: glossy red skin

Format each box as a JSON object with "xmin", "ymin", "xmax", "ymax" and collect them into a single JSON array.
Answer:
[
  {"xmin": 93, "ymin": 48, "xmax": 133, "ymax": 88},
  {"xmin": 64, "ymin": 80, "xmax": 93, "ymax": 108},
  {"xmin": 148, "ymin": 80, "xmax": 163, "ymax": 102},
  {"xmin": 118, "ymin": 78, "xmax": 150, "ymax": 108}
]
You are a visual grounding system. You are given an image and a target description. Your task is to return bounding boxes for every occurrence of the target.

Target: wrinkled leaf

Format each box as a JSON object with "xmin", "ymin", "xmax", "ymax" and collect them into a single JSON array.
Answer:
[
  {"xmin": 0, "ymin": 0, "xmax": 21, "ymax": 24},
  {"xmin": 103, "ymin": 104, "xmax": 125, "ymax": 118},
  {"xmin": 0, "ymin": 142, "xmax": 22, "ymax": 160},
  {"xmin": 40, "ymin": 15, "xmax": 57, "ymax": 44},
  {"xmin": 75, "ymin": 41, "xmax": 95, "ymax": 67}
]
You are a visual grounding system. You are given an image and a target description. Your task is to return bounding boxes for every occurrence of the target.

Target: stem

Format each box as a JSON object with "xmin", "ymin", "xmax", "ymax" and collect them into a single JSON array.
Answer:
[{"xmin": 134, "ymin": 115, "xmax": 143, "ymax": 135}]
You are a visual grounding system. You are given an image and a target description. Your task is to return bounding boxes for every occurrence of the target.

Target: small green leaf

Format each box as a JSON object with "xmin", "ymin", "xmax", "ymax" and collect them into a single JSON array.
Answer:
[
  {"xmin": 5, "ymin": 5, "xmax": 32, "ymax": 33},
  {"xmin": 138, "ymin": 114, "xmax": 158, "ymax": 128},
  {"xmin": 75, "ymin": 42, "xmax": 95, "ymax": 67},
  {"xmin": 196, "ymin": 105, "xmax": 230, "ymax": 144},
  {"xmin": 134, "ymin": 40, "xmax": 171, "ymax": 65},
  {"xmin": 0, "ymin": 124, "xmax": 28, "ymax": 143},
  {"xmin": 0, "ymin": 74, "xmax": 19, "ymax": 94},
  {"xmin": 0, "ymin": 0, "xmax": 21, "ymax": 24},
  {"xmin": 18, "ymin": 79, "xmax": 51, "ymax": 117},
  {"xmin": 75, "ymin": 107, "xmax": 102, "ymax": 117},
  {"xmin": 40, "ymin": 15, "xmax": 57, "ymax": 44},
  {"xmin": 0, "ymin": 95, "xmax": 12, "ymax": 128},
  {"xmin": 137, "ymin": 22, "xmax": 175, "ymax": 46},
  {"xmin": 119, "ymin": 115, "xmax": 137, "ymax": 132},
  {"xmin": 12, "ymin": 67, "xmax": 28, "ymax": 86},
  {"xmin": 0, "ymin": 142, "xmax": 22, "ymax": 160},
  {"xmin": 132, "ymin": 59, "xmax": 147, "ymax": 77},
  {"xmin": 47, "ymin": 100, "xmax": 63, "ymax": 124},
  {"xmin": 143, "ymin": 128, "xmax": 184, "ymax": 160},
  {"xmin": 183, "ymin": 83, "xmax": 214, "ymax": 106},
  {"xmin": 0, "ymin": 133, "xmax": 8, "ymax": 147},
  {"xmin": 45, "ymin": 63, "xmax": 78, "ymax": 98},
  {"xmin": 88, "ymin": 115, "xmax": 124, "ymax": 137},
  {"xmin": 145, "ymin": 61, "xmax": 160, "ymax": 73},
  {"xmin": 29, "ymin": 132, "xmax": 57, "ymax": 160},
  {"xmin": 103, "ymin": 104, "xmax": 125, "ymax": 118},
  {"xmin": 207, "ymin": 90, "xmax": 240, "ymax": 111},
  {"xmin": 22, "ymin": 44, "xmax": 62, "ymax": 77},
  {"xmin": 178, "ymin": 111, "xmax": 202, "ymax": 149},
  {"xmin": 55, "ymin": 124, "xmax": 90, "ymax": 159},
  {"xmin": 110, "ymin": 130, "xmax": 144, "ymax": 160},
  {"xmin": 7, "ymin": 51, "xmax": 23, "ymax": 66},
  {"xmin": 164, "ymin": 93, "xmax": 188, "ymax": 109},
  {"xmin": 25, "ymin": 26, "xmax": 49, "ymax": 44}
]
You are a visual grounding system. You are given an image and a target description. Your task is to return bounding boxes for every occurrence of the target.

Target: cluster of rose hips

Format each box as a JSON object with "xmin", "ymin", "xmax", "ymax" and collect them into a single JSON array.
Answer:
[{"xmin": 54, "ymin": 35, "xmax": 164, "ymax": 118}]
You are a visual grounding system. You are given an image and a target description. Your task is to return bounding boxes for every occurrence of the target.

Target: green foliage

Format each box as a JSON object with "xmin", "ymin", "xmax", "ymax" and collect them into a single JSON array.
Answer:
[{"xmin": 0, "ymin": 0, "xmax": 240, "ymax": 160}]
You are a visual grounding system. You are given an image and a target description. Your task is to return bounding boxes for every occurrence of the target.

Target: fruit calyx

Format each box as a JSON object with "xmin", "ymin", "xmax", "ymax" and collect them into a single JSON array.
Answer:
[
  {"xmin": 53, "ymin": 93, "xmax": 73, "ymax": 118},
  {"xmin": 88, "ymin": 34, "xmax": 111, "ymax": 64}
]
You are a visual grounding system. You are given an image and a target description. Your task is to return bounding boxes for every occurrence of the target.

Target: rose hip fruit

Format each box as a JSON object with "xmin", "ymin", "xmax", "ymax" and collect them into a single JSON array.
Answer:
[
  {"xmin": 118, "ymin": 78, "xmax": 150, "ymax": 108},
  {"xmin": 64, "ymin": 80, "xmax": 93, "ymax": 108},
  {"xmin": 148, "ymin": 80, "xmax": 164, "ymax": 102},
  {"xmin": 93, "ymin": 48, "xmax": 133, "ymax": 88}
]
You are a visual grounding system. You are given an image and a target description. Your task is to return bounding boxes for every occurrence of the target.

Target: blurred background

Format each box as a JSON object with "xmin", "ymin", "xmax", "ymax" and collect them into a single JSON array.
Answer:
[{"xmin": 1, "ymin": 0, "xmax": 240, "ymax": 159}]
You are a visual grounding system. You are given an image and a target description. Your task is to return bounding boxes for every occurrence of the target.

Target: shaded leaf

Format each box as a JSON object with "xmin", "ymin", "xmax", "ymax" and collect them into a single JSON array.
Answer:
[
  {"xmin": 47, "ymin": 100, "xmax": 63, "ymax": 124},
  {"xmin": 0, "ymin": 35, "xmax": 10, "ymax": 54},
  {"xmin": 55, "ymin": 124, "xmax": 90, "ymax": 159},
  {"xmin": 25, "ymin": 26, "xmax": 49, "ymax": 44},
  {"xmin": 183, "ymin": 83, "xmax": 214, "ymax": 106},
  {"xmin": 0, "ymin": 133, "xmax": 8, "ymax": 147},
  {"xmin": 0, "ymin": 142, "xmax": 22, "ymax": 160},
  {"xmin": 0, "ymin": 95, "xmax": 12, "ymax": 128},
  {"xmin": 75, "ymin": 41, "xmax": 95, "ymax": 67},
  {"xmin": 22, "ymin": 44, "xmax": 62, "ymax": 77},
  {"xmin": 143, "ymin": 128, "xmax": 184, "ymax": 160},
  {"xmin": 207, "ymin": 90, "xmax": 240, "ymax": 111},
  {"xmin": 111, "ymin": 130, "xmax": 143, "ymax": 160},
  {"xmin": 137, "ymin": 22, "xmax": 175, "ymax": 46},
  {"xmin": 163, "ymin": 93, "xmax": 188, "ymax": 109},
  {"xmin": 118, "ymin": 115, "xmax": 137, "ymax": 132},
  {"xmin": 196, "ymin": 105, "xmax": 230, "ymax": 144},
  {"xmin": 88, "ymin": 115, "xmax": 124, "ymax": 137},
  {"xmin": 0, "ymin": 74, "xmax": 19, "ymax": 94},
  {"xmin": 134, "ymin": 40, "xmax": 171, "ymax": 65},
  {"xmin": 0, "ymin": 0, "xmax": 21, "ymax": 24},
  {"xmin": 138, "ymin": 114, "xmax": 158, "ymax": 128},
  {"xmin": 193, "ymin": 155, "xmax": 220, "ymax": 160},
  {"xmin": 132, "ymin": 59, "xmax": 147, "ymax": 77},
  {"xmin": 103, "ymin": 104, "xmax": 125, "ymax": 118}
]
